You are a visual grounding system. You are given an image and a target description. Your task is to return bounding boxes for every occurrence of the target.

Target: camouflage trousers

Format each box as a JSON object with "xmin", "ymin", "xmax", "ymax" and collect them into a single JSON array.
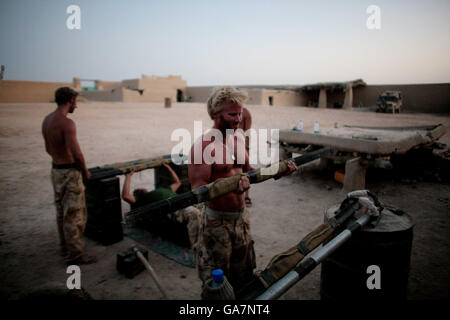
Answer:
[
  {"xmin": 51, "ymin": 168, "xmax": 87, "ymax": 262},
  {"xmin": 168, "ymin": 205, "xmax": 201, "ymax": 251},
  {"xmin": 196, "ymin": 206, "xmax": 256, "ymax": 293}
]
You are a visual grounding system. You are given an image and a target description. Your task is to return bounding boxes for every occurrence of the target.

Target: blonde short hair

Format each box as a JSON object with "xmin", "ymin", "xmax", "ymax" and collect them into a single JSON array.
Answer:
[{"xmin": 207, "ymin": 86, "xmax": 248, "ymax": 119}]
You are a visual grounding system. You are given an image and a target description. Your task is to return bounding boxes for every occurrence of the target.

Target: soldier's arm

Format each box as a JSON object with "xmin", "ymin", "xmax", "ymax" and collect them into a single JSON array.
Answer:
[
  {"xmin": 273, "ymin": 160, "xmax": 298, "ymax": 180},
  {"xmin": 236, "ymin": 133, "xmax": 253, "ymax": 173},
  {"xmin": 244, "ymin": 108, "xmax": 252, "ymax": 148},
  {"xmin": 41, "ymin": 118, "xmax": 49, "ymax": 153},
  {"xmin": 236, "ymin": 133, "xmax": 251, "ymax": 194},
  {"xmin": 65, "ymin": 119, "xmax": 90, "ymax": 180},
  {"xmin": 244, "ymin": 152, "xmax": 254, "ymax": 173},
  {"xmin": 122, "ymin": 171, "xmax": 136, "ymax": 204},
  {"xmin": 163, "ymin": 163, "xmax": 182, "ymax": 192}
]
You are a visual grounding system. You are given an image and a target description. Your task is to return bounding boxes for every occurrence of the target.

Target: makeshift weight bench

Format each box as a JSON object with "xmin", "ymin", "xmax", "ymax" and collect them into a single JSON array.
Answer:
[{"xmin": 277, "ymin": 124, "xmax": 446, "ymax": 192}]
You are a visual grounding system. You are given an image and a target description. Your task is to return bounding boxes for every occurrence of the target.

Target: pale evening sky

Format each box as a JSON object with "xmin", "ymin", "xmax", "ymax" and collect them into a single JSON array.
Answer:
[{"xmin": 0, "ymin": 0, "xmax": 449, "ymax": 86}]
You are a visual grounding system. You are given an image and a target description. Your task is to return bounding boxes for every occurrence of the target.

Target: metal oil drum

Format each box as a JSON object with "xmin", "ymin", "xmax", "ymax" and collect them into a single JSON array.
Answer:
[
  {"xmin": 320, "ymin": 204, "xmax": 414, "ymax": 300},
  {"xmin": 164, "ymin": 97, "xmax": 172, "ymax": 108}
]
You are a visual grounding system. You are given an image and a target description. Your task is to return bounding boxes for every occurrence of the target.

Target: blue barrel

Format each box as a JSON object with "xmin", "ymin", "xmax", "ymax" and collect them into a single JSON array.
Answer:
[{"xmin": 320, "ymin": 205, "xmax": 414, "ymax": 301}]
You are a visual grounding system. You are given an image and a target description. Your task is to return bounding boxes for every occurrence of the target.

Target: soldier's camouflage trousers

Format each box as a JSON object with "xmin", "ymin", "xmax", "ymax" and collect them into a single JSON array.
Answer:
[
  {"xmin": 196, "ymin": 207, "xmax": 256, "ymax": 293},
  {"xmin": 168, "ymin": 205, "xmax": 201, "ymax": 251},
  {"xmin": 51, "ymin": 168, "xmax": 87, "ymax": 262}
]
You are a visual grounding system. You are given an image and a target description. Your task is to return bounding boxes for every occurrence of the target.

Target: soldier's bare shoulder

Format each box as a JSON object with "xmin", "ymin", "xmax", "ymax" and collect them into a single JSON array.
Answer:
[{"xmin": 56, "ymin": 112, "xmax": 75, "ymax": 127}]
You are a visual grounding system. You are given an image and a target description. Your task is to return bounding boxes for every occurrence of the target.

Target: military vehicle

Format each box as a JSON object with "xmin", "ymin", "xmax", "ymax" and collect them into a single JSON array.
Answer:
[{"xmin": 376, "ymin": 90, "xmax": 403, "ymax": 113}]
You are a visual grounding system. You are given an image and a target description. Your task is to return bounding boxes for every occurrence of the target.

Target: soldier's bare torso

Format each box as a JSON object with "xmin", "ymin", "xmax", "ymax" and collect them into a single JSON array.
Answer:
[
  {"xmin": 194, "ymin": 133, "xmax": 249, "ymax": 212},
  {"xmin": 42, "ymin": 110, "xmax": 75, "ymax": 164},
  {"xmin": 212, "ymin": 137, "xmax": 247, "ymax": 211},
  {"xmin": 189, "ymin": 101, "xmax": 252, "ymax": 212}
]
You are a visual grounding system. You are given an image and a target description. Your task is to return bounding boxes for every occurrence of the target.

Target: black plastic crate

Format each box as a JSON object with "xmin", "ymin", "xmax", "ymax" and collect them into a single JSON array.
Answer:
[
  {"xmin": 84, "ymin": 176, "xmax": 123, "ymax": 245},
  {"xmin": 116, "ymin": 247, "xmax": 149, "ymax": 279}
]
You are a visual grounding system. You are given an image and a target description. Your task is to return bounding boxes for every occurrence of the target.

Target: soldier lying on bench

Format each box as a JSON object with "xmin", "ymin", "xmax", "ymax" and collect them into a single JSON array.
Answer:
[{"xmin": 122, "ymin": 163, "xmax": 201, "ymax": 252}]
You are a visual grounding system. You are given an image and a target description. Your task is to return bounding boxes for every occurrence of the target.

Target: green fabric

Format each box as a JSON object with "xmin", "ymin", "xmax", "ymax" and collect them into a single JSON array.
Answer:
[{"xmin": 135, "ymin": 187, "xmax": 176, "ymax": 207}]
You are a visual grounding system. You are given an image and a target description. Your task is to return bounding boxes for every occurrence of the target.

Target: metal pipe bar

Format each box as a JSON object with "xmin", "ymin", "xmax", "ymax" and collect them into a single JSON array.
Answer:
[{"xmin": 256, "ymin": 214, "xmax": 371, "ymax": 300}]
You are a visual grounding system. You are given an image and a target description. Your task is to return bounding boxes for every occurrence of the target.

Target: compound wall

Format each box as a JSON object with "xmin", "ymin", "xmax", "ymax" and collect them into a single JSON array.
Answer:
[
  {"xmin": 353, "ymin": 83, "xmax": 450, "ymax": 113},
  {"xmin": 0, "ymin": 80, "xmax": 74, "ymax": 103}
]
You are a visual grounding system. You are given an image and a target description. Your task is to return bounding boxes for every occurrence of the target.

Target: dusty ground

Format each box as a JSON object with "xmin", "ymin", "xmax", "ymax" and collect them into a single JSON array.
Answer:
[{"xmin": 0, "ymin": 102, "xmax": 449, "ymax": 300}]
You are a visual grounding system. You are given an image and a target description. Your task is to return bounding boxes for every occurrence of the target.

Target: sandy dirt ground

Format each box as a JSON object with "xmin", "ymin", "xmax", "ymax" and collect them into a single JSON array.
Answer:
[{"xmin": 0, "ymin": 102, "xmax": 449, "ymax": 300}]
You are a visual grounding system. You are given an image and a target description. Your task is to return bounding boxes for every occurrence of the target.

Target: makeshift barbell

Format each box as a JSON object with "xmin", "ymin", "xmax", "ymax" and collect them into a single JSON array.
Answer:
[
  {"xmin": 88, "ymin": 155, "xmax": 182, "ymax": 181},
  {"xmin": 125, "ymin": 147, "xmax": 334, "ymax": 223}
]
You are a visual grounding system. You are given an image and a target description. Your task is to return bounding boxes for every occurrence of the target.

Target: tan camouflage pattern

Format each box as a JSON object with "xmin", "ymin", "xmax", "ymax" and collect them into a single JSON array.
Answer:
[
  {"xmin": 196, "ymin": 207, "xmax": 256, "ymax": 293},
  {"xmin": 168, "ymin": 206, "xmax": 201, "ymax": 251},
  {"xmin": 51, "ymin": 168, "xmax": 87, "ymax": 261}
]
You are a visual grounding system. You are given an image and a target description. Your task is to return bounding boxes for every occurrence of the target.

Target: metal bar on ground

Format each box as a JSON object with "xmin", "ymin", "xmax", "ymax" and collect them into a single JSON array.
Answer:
[
  {"xmin": 256, "ymin": 214, "xmax": 372, "ymax": 300},
  {"xmin": 134, "ymin": 247, "xmax": 170, "ymax": 300}
]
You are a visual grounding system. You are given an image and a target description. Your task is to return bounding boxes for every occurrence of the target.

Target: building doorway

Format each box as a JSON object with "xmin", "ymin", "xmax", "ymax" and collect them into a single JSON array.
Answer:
[
  {"xmin": 268, "ymin": 96, "xmax": 273, "ymax": 106},
  {"xmin": 177, "ymin": 89, "xmax": 184, "ymax": 102}
]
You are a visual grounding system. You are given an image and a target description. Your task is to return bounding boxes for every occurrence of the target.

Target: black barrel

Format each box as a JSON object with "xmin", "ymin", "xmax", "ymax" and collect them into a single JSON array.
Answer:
[
  {"xmin": 85, "ymin": 176, "xmax": 124, "ymax": 245},
  {"xmin": 320, "ymin": 204, "xmax": 414, "ymax": 301}
]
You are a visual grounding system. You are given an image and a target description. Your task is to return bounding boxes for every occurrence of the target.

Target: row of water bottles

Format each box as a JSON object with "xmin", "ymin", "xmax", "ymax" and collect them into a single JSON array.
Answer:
[{"xmin": 293, "ymin": 120, "xmax": 320, "ymax": 133}]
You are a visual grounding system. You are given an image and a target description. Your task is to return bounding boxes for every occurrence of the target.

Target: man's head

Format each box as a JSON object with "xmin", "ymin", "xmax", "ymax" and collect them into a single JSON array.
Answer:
[
  {"xmin": 207, "ymin": 87, "xmax": 248, "ymax": 119},
  {"xmin": 207, "ymin": 87, "xmax": 248, "ymax": 131},
  {"xmin": 55, "ymin": 87, "xmax": 79, "ymax": 113},
  {"xmin": 133, "ymin": 188, "xmax": 148, "ymax": 199}
]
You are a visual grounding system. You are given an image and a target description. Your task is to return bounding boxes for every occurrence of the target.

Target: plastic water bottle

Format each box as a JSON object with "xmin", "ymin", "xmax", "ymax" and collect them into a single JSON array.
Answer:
[
  {"xmin": 295, "ymin": 120, "xmax": 303, "ymax": 132},
  {"xmin": 202, "ymin": 268, "xmax": 236, "ymax": 299},
  {"xmin": 210, "ymin": 269, "xmax": 224, "ymax": 289},
  {"xmin": 314, "ymin": 121, "xmax": 320, "ymax": 134}
]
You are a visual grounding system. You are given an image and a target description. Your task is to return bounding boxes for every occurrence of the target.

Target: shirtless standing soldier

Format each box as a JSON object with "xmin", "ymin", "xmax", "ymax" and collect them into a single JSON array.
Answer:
[
  {"xmin": 188, "ymin": 87, "xmax": 297, "ymax": 297},
  {"xmin": 42, "ymin": 87, "xmax": 96, "ymax": 264}
]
